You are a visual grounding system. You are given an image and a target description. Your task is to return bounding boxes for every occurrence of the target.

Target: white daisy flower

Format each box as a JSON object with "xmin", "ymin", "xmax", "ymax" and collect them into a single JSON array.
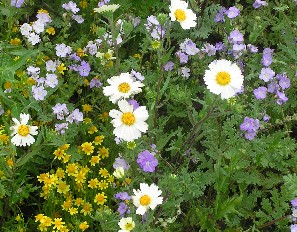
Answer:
[
  {"xmin": 169, "ymin": 0, "xmax": 197, "ymax": 30},
  {"xmin": 203, "ymin": 59, "xmax": 244, "ymax": 99},
  {"xmin": 118, "ymin": 217, "xmax": 135, "ymax": 232},
  {"xmin": 103, "ymin": 73, "xmax": 144, "ymax": 104},
  {"xmin": 109, "ymin": 100, "xmax": 148, "ymax": 142},
  {"xmin": 132, "ymin": 183, "xmax": 163, "ymax": 215},
  {"xmin": 10, "ymin": 113, "xmax": 38, "ymax": 146},
  {"xmin": 94, "ymin": 4, "xmax": 120, "ymax": 14}
]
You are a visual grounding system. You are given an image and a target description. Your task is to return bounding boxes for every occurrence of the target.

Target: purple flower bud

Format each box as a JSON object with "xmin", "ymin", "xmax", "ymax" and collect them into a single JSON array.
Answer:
[{"xmin": 226, "ymin": 6, "xmax": 240, "ymax": 19}]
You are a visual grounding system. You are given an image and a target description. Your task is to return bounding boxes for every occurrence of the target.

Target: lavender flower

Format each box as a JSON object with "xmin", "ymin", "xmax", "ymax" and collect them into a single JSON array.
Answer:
[
  {"xmin": 55, "ymin": 123, "xmax": 69, "ymax": 134},
  {"xmin": 56, "ymin": 43, "xmax": 72, "ymax": 58},
  {"xmin": 66, "ymin": 109, "xmax": 83, "ymax": 124},
  {"xmin": 291, "ymin": 198, "xmax": 297, "ymax": 208},
  {"xmin": 214, "ymin": 7, "xmax": 226, "ymax": 23},
  {"xmin": 62, "ymin": 1, "xmax": 80, "ymax": 14},
  {"xmin": 259, "ymin": 67, "xmax": 275, "ymax": 82},
  {"xmin": 202, "ymin": 43, "xmax": 216, "ymax": 56},
  {"xmin": 131, "ymin": 70, "xmax": 145, "ymax": 81},
  {"xmin": 228, "ymin": 30, "xmax": 244, "ymax": 44},
  {"xmin": 113, "ymin": 157, "xmax": 130, "ymax": 170},
  {"xmin": 261, "ymin": 48, "xmax": 274, "ymax": 67},
  {"xmin": 89, "ymin": 78, "xmax": 102, "ymax": 88},
  {"xmin": 115, "ymin": 192, "xmax": 131, "ymax": 201},
  {"xmin": 11, "ymin": 0, "xmax": 24, "ymax": 8},
  {"xmin": 46, "ymin": 60, "xmax": 57, "ymax": 72},
  {"xmin": 117, "ymin": 202, "xmax": 129, "ymax": 217},
  {"xmin": 291, "ymin": 224, "xmax": 297, "ymax": 232},
  {"xmin": 137, "ymin": 150, "xmax": 158, "ymax": 173},
  {"xmin": 254, "ymin": 86, "xmax": 267, "ymax": 99},
  {"xmin": 247, "ymin": 44, "xmax": 258, "ymax": 53},
  {"xmin": 52, "ymin": 103, "xmax": 69, "ymax": 120},
  {"xmin": 276, "ymin": 91, "xmax": 288, "ymax": 105},
  {"xmin": 176, "ymin": 51, "xmax": 189, "ymax": 64},
  {"xmin": 45, "ymin": 74, "xmax": 58, "ymax": 88},
  {"xmin": 32, "ymin": 85, "xmax": 47, "ymax": 100},
  {"xmin": 128, "ymin": 99, "xmax": 140, "ymax": 110},
  {"xmin": 253, "ymin": 0, "xmax": 268, "ymax": 9},
  {"xmin": 240, "ymin": 117, "xmax": 260, "ymax": 140},
  {"xmin": 278, "ymin": 73, "xmax": 290, "ymax": 89},
  {"xmin": 78, "ymin": 61, "xmax": 91, "ymax": 77},
  {"xmin": 267, "ymin": 81, "xmax": 279, "ymax": 93},
  {"xmin": 180, "ymin": 39, "xmax": 199, "ymax": 56},
  {"xmin": 226, "ymin": 6, "xmax": 240, "ymax": 19},
  {"xmin": 179, "ymin": 67, "xmax": 190, "ymax": 78},
  {"xmin": 164, "ymin": 61, "xmax": 174, "ymax": 71},
  {"xmin": 215, "ymin": 42, "xmax": 226, "ymax": 51},
  {"xmin": 263, "ymin": 114, "xmax": 270, "ymax": 122}
]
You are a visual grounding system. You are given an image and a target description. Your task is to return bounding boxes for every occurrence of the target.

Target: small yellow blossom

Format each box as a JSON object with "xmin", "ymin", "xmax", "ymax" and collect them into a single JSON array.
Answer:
[
  {"xmin": 52, "ymin": 218, "xmax": 65, "ymax": 231},
  {"xmin": 133, "ymin": 53, "xmax": 142, "ymax": 59},
  {"xmin": 4, "ymin": 82, "xmax": 12, "ymax": 89},
  {"xmin": 37, "ymin": 9, "xmax": 49, "ymax": 14},
  {"xmin": 83, "ymin": 78, "xmax": 90, "ymax": 86},
  {"xmin": 56, "ymin": 168, "xmax": 65, "ymax": 179},
  {"xmin": 56, "ymin": 181, "xmax": 70, "ymax": 194},
  {"xmin": 53, "ymin": 148, "xmax": 65, "ymax": 160},
  {"xmin": 83, "ymin": 118, "xmax": 92, "ymax": 124},
  {"xmin": 46, "ymin": 27, "xmax": 55, "ymax": 35},
  {"xmin": 88, "ymin": 178, "xmax": 99, "ymax": 189},
  {"xmin": 79, "ymin": 0, "xmax": 88, "ymax": 9},
  {"xmin": 75, "ymin": 170, "xmax": 87, "ymax": 184},
  {"xmin": 76, "ymin": 48, "xmax": 86, "ymax": 57},
  {"xmin": 94, "ymin": 192, "xmax": 107, "ymax": 205},
  {"xmin": 62, "ymin": 154, "xmax": 71, "ymax": 163},
  {"xmin": 7, "ymin": 159, "xmax": 14, "ymax": 167},
  {"xmin": 151, "ymin": 40, "xmax": 161, "ymax": 50},
  {"xmin": 98, "ymin": 112, "xmax": 109, "ymax": 122},
  {"xmin": 81, "ymin": 142, "xmax": 94, "ymax": 155},
  {"xmin": 94, "ymin": 135, "xmax": 104, "ymax": 145},
  {"xmin": 66, "ymin": 163, "xmax": 79, "ymax": 176},
  {"xmin": 10, "ymin": 38, "xmax": 21, "ymax": 45},
  {"xmin": 60, "ymin": 144, "xmax": 70, "ymax": 150},
  {"xmin": 90, "ymin": 155, "xmax": 100, "ymax": 166},
  {"xmin": 15, "ymin": 214, "xmax": 22, "ymax": 222},
  {"xmin": 62, "ymin": 200, "xmax": 72, "ymax": 211},
  {"xmin": 79, "ymin": 221, "xmax": 89, "ymax": 231},
  {"xmin": 75, "ymin": 198, "xmax": 84, "ymax": 206},
  {"xmin": 98, "ymin": 147, "xmax": 109, "ymax": 158},
  {"xmin": 57, "ymin": 63, "xmax": 67, "ymax": 74},
  {"xmin": 82, "ymin": 104, "xmax": 92, "ymax": 113},
  {"xmin": 81, "ymin": 202, "xmax": 93, "ymax": 216},
  {"xmin": 69, "ymin": 207, "xmax": 78, "ymax": 215},
  {"xmin": 98, "ymin": 180, "xmax": 108, "ymax": 190},
  {"xmin": 99, "ymin": 168, "xmax": 109, "ymax": 178},
  {"xmin": 88, "ymin": 125, "xmax": 98, "ymax": 134}
]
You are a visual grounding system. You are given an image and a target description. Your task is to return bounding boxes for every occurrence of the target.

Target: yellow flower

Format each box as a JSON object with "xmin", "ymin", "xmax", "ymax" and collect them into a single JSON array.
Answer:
[
  {"xmin": 126, "ymin": 141, "xmax": 136, "ymax": 150},
  {"xmin": 82, "ymin": 104, "xmax": 92, "ymax": 113},
  {"xmin": 76, "ymin": 48, "xmax": 86, "ymax": 57},
  {"xmin": 52, "ymin": 218, "xmax": 65, "ymax": 231},
  {"xmin": 4, "ymin": 82, "xmax": 12, "ymax": 89},
  {"xmin": 27, "ymin": 78, "xmax": 36, "ymax": 85},
  {"xmin": 151, "ymin": 40, "xmax": 161, "ymax": 50},
  {"xmin": 81, "ymin": 142, "xmax": 94, "ymax": 155},
  {"xmin": 56, "ymin": 168, "xmax": 65, "ymax": 179},
  {"xmin": 75, "ymin": 198, "xmax": 84, "ymax": 206},
  {"xmin": 88, "ymin": 126, "xmax": 98, "ymax": 134},
  {"xmin": 15, "ymin": 214, "xmax": 22, "ymax": 222},
  {"xmin": 83, "ymin": 78, "xmax": 89, "ymax": 86},
  {"xmin": 56, "ymin": 181, "xmax": 70, "ymax": 194},
  {"xmin": 53, "ymin": 148, "xmax": 65, "ymax": 160},
  {"xmin": 94, "ymin": 192, "xmax": 107, "ymax": 205},
  {"xmin": 60, "ymin": 144, "xmax": 70, "ymax": 150},
  {"xmin": 98, "ymin": 147, "xmax": 109, "ymax": 158},
  {"xmin": 88, "ymin": 178, "xmax": 99, "ymax": 189},
  {"xmin": 7, "ymin": 159, "xmax": 14, "ymax": 167},
  {"xmin": 99, "ymin": 168, "xmax": 109, "ymax": 178},
  {"xmin": 37, "ymin": 9, "xmax": 49, "ymax": 14},
  {"xmin": 81, "ymin": 202, "xmax": 93, "ymax": 216},
  {"xmin": 107, "ymin": 175, "xmax": 114, "ymax": 184},
  {"xmin": 98, "ymin": 180, "xmax": 108, "ymax": 190},
  {"xmin": 62, "ymin": 154, "xmax": 71, "ymax": 163},
  {"xmin": 94, "ymin": 135, "xmax": 104, "ymax": 145},
  {"xmin": 75, "ymin": 171, "xmax": 87, "ymax": 184},
  {"xmin": 35, "ymin": 214, "xmax": 44, "ymax": 222},
  {"xmin": 69, "ymin": 207, "xmax": 78, "ymax": 215},
  {"xmin": 0, "ymin": 134, "xmax": 9, "ymax": 144},
  {"xmin": 79, "ymin": 221, "xmax": 89, "ymax": 231},
  {"xmin": 57, "ymin": 63, "xmax": 67, "ymax": 75},
  {"xmin": 62, "ymin": 200, "xmax": 72, "ymax": 211},
  {"xmin": 66, "ymin": 163, "xmax": 79, "ymax": 176},
  {"xmin": 46, "ymin": 27, "xmax": 55, "ymax": 35},
  {"xmin": 99, "ymin": 112, "xmax": 109, "ymax": 122},
  {"xmin": 40, "ymin": 215, "xmax": 52, "ymax": 227},
  {"xmin": 83, "ymin": 118, "xmax": 92, "ymax": 124},
  {"xmin": 10, "ymin": 38, "xmax": 21, "ymax": 46},
  {"xmin": 133, "ymin": 53, "xmax": 142, "ymax": 59},
  {"xmin": 90, "ymin": 155, "xmax": 100, "ymax": 166},
  {"xmin": 79, "ymin": 0, "xmax": 88, "ymax": 9}
]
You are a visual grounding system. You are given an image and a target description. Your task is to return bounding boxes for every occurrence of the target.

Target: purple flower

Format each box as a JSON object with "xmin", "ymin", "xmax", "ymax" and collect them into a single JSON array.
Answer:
[
  {"xmin": 176, "ymin": 51, "xmax": 188, "ymax": 64},
  {"xmin": 247, "ymin": 44, "xmax": 258, "ymax": 53},
  {"xmin": 62, "ymin": 1, "xmax": 80, "ymax": 14},
  {"xmin": 261, "ymin": 48, "xmax": 274, "ymax": 67},
  {"xmin": 215, "ymin": 42, "xmax": 225, "ymax": 51},
  {"xmin": 226, "ymin": 6, "xmax": 240, "ymax": 19},
  {"xmin": 240, "ymin": 117, "xmax": 260, "ymax": 133},
  {"xmin": 180, "ymin": 39, "xmax": 199, "ymax": 56},
  {"xmin": 66, "ymin": 109, "xmax": 83, "ymax": 124},
  {"xmin": 254, "ymin": 86, "xmax": 267, "ymax": 99},
  {"xmin": 164, "ymin": 61, "xmax": 174, "ymax": 71},
  {"xmin": 267, "ymin": 81, "xmax": 279, "ymax": 93},
  {"xmin": 232, "ymin": 44, "xmax": 246, "ymax": 58},
  {"xmin": 55, "ymin": 123, "xmax": 68, "ymax": 134},
  {"xmin": 89, "ymin": 78, "xmax": 102, "ymax": 88},
  {"xmin": 137, "ymin": 150, "xmax": 158, "ymax": 173},
  {"xmin": 179, "ymin": 67, "xmax": 191, "ymax": 78},
  {"xmin": 45, "ymin": 74, "xmax": 58, "ymax": 88},
  {"xmin": 115, "ymin": 192, "xmax": 131, "ymax": 201},
  {"xmin": 291, "ymin": 198, "xmax": 297, "ymax": 208},
  {"xmin": 276, "ymin": 91, "xmax": 288, "ymax": 105},
  {"xmin": 259, "ymin": 67, "xmax": 275, "ymax": 82},
  {"xmin": 52, "ymin": 103, "xmax": 69, "ymax": 120},
  {"xmin": 11, "ymin": 0, "xmax": 24, "ymax": 8},
  {"xmin": 244, "ymin": 131, "xmax": 257, "ymax": 140},
  {"xmin": 229, "ymin": 30, "xmax": 244, "ymax": 44},
  {"xmin": 202, "ymin": 43, "xmax": 216, "ymax": 56},
  {"xmin": 214, "ymin": 7, "xmax": 226, "ymax": 23},
  {"xmin": 113, "ymin": 157, "xmax": 130, "ymax": 170},
  {"xmin": 278, "ymin": 74, "xmax": 290, "ymax": 89},
  {"xmin": 128, "ymin": 99, "xmax": 140, "ymax": 110},
  {"xmin": 263, "ymin": 114, "xmax": 270, "ymax": 122},
  {"xmin": 98, "ymin": 0, "xmax": 110, "ymax": 7},
  {"xmin": 253, "ymin": 0, "xmax": 268, "ymax": 9},
  {"xmin": 291, "ymin": 224, "xmax": 297, "ymax": 232},
  {"xmin": 131, "ymin": 70, "xmax": 145, "ymax": 81},
  {"xmin": 78, "ymin": 61, "xmax": 91, "ymax": 77},
  {"xmin": 56, "ymin": 43, "xmax": 72, "ymax": 58},
  {"xmin": 117, "ymin": 202, "xmax": 129, "ymax": 217},
  {"xmin": 32, "ymin": 85, "xmax": 47, "ymax": 100}
]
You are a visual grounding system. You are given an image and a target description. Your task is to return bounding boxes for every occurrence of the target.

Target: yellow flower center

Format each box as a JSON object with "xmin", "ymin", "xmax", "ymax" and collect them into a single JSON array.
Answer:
[
  {"xmin": 118, "ymin": 82, "xmax": 131, "ymax": 93},
  {"xmin": 139, "ymin": 195, "xmax": 151, "ymax": 206},
  {"xmin": 125, "ymin": 223, "xmax": 134, "ymax": 230},
  {"xmin": 174, "ymin": 9, "xmax": 186, "ymax": 21},
  {"xmin": 121, "ymin": 112, "xmax": 136, "ymax": 126},
  {"xmin": 18, "ymin": 125, "xmax": 30, "ymax": 136},
  {"xmin": 216, "ymin": 71, "xmax": 231, "ymax": 86}
]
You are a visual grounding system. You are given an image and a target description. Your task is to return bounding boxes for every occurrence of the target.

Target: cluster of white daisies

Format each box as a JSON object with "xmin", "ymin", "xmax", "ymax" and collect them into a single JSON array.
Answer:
[{"xmin": 103, "ymin": 72, "xmax": 149, "ymax": 142}]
